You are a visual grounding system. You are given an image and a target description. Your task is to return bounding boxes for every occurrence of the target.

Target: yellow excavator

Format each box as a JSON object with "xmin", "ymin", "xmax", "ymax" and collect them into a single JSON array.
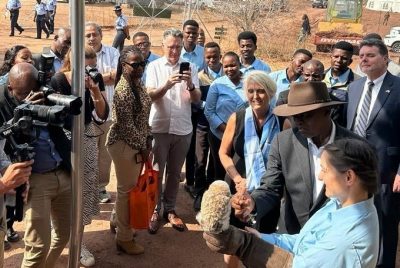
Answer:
[{"xmin": 313, "ymin": 0, "xmax": 364, "ymax": 53}]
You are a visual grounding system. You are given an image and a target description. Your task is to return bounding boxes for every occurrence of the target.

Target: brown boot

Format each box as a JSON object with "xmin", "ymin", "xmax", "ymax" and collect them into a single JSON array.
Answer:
[{"xmin": 116, "ymin": 239, "xmax": 144, "ymax": 255}]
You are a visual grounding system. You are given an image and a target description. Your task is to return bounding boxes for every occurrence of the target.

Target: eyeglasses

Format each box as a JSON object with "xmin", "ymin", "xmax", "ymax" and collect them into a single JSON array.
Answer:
[
  {"xmin": 134, "ymin": 42, "xmax": 150, "ymax": 48},
  {"xmin": 124, "ymin": 61, "xmax": 146, "ymax": 69}
]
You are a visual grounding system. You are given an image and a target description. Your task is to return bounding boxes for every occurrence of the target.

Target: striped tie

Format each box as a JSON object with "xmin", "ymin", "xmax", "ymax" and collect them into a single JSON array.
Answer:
[{"xmin": 354, "ymin": 81, "xmax": 374, "ymax": 137}]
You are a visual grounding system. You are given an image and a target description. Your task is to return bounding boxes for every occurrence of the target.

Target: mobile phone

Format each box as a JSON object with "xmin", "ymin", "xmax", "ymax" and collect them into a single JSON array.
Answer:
[
  {"xmin": 179, "ymin": 62, "xmax": 190, "ymax": 74},
  {"xmin": 135, "ymin": 153, "xmax": 143, "ymax": 164}
]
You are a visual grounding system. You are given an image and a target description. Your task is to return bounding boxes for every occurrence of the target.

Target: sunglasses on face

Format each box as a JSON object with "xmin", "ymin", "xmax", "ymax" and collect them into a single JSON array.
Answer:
[{"xmin": 124, "ymin": 61, "xmax": 146, "ymax": 69}]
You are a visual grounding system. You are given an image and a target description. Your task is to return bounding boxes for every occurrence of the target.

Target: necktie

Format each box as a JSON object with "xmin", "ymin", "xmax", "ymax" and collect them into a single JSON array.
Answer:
[{"xmin": 354, "ymin": 81, "xmax": 374, "ymax": 137}]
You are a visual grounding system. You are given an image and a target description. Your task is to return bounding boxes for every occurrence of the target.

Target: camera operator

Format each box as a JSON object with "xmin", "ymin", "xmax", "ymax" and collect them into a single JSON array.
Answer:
[
  {"xmin": 0, "ymin": 62, "xmax": 72, "ymax": 267},
  {"xmin": 50, "ymin": 46, "xmax": 108, "ymax": 266},
  {"xmin": 0, "ymin": 140, "xmax": 33, "ymax": 264}
]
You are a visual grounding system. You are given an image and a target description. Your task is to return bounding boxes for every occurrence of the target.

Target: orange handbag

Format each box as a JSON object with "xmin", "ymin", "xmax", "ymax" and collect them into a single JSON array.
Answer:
[{"xmin": 129, "ymin": 160, "xmax": 159, "ymax": 229}]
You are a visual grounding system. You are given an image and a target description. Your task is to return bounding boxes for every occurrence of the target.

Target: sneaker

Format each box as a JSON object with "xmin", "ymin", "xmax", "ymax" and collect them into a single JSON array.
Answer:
[
  {"xmin": 80, "ymin": 243, "xmax": 95, "ymax": 267},
  {"xmin": 4, "ymin": 241, "xmax": 11, "ymax": 251},
  {"xmin": 99, "ymin": 190, "xmax": 111, "ymax": 203},
  {"xmin": 7, "ymin": 227, "xmax": 19, "ymax": 242}
]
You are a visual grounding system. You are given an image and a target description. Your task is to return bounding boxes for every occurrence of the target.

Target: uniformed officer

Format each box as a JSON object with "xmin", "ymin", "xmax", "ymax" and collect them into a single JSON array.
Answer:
[
  {"xmin": 112, "ymin": 5, "xmax": 130, "ymax": 52},
  {"xmin": 33, "ymin": 0, "xmax": 50, "ymax": 39},
  {"xmin": 6, "ymin": 0, "xmax": 24, "ymax": 36},
  {"xmin": 45, "ymin": 0, "xmax": 57, "ymax": 34}
]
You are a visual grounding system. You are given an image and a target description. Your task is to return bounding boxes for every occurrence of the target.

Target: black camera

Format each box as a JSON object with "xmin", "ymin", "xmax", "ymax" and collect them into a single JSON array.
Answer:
[
  {"xmin": 14, "ymin": 102, "xmax": 68, "ymax": 128},
  {"xmin": 85, "ymin": 66, "xmax": 102, "ymax": 84},
  {"xmin": 40, "ymin": 86, "xmax": 82, "ymax": 116},
  {"xmin": 37, "ymin": 52, "xmax": 55, "ymax": 85}
]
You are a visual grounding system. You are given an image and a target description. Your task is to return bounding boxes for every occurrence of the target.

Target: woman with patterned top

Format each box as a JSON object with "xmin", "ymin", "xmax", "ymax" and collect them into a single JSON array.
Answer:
[
  {"xmin": 106, "ymin": 46, "xmax": 152, "ymax": 255},
  {"xmin": 50, "ymin": 46, "xmax": 109, "ymax": 267}
]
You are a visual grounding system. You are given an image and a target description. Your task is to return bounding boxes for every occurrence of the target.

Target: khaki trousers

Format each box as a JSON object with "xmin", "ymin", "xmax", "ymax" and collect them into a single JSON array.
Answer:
[
  {"xmin": 107, "ymin": 141, "xmax": 141, "ymax": 242},
  {"xmin": 22, "ymin": 169, "xmax": 71, "ymax": 268},
  {"xmin": 98, "ymin": 121, "xmax": 113, "ymax": 190}
]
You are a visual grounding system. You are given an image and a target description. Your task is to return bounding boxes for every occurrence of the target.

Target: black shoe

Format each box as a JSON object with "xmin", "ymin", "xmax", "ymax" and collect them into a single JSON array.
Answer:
[
  {"xmin": 35, "ymin": 37, "xmax": 41, "ymax": 39},
  {"xmin": 9, "ymin": 33, "xmax": 14, "ymax": 36},
  {"xmin": 19, "ymin": 29, "xmax": 24, "ymax": 35},
  {"xmin": 7, "ymin": 227, "xmax": 19, "ymax": 242},
  {"xmin": 46, "ymin": 33, "xmax": 50, "ymax": 39},
  {"xmin": 49, "ymin": 31, "xmax": 54, "ymax": 34},
  {"xmin": 4, "ymin": 241, "xmax": 11, "ymax": 251}
]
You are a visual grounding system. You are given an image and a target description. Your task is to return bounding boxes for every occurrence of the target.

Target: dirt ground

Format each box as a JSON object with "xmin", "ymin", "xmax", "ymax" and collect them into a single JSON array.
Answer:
[{"xmin": 1, "ymin": 0, "xmax": 400, "ymax": 267}]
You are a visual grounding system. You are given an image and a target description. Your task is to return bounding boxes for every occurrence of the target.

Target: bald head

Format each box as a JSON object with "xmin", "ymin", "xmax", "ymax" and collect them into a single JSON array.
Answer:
[
  {"xmin": 8, "ymin": 63, "xmax": 40, "ymax": 102},
  {"xmin": 52, "ymin": 27, "xmax": 71, "ymax": 59},
  {"xmin": 302, "ymin": 59, "xmax": 325, "ymax": 82}
]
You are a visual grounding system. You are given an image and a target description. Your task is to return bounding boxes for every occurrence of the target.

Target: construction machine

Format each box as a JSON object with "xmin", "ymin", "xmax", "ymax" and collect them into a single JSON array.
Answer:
[{"xmin": 313, "ymin": 0, "xmax": 364, "ymax": 53}]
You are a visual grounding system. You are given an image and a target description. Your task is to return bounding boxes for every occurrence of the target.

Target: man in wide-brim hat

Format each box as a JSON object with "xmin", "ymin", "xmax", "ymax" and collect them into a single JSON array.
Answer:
[{"xmin": 230, "ymin": 81, "xmax": 362, "ymax": 239}]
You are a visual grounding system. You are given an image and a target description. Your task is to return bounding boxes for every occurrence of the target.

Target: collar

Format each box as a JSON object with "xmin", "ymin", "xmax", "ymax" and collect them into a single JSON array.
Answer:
[
  {"xmin": 161, "ymin": 56, "xmax": 181, "ymax": 67},
  {"xmin": 368, "ymin": 71, "xmax": 387, "ymax": 86},
  {"xmin": 182, "ymin": 44, "xmax": 198, "ymax": 55},
  {"xmin": 327, "ymin": 68, "xmax": 350, "ymax": 86},
  {"xmin": 240, "ymin": 57, "xmax": 256, "ymax": 68},
  {"xmin": 307, "ymin": 120, "xmax": 336, "ymax": 149},
  {"xmin": 207, "ymin": 66, "xmax": 223, "ymax": 79},
  {"xmin": 329, "ymin": 197, "xmax": 375, "ymax": 222}
]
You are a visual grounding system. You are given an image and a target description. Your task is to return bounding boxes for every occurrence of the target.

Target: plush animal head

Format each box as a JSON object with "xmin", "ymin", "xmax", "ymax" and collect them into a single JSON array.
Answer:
[{"xmin": 197, "ymin": 180, "xmax": 232, "ymax": 233}]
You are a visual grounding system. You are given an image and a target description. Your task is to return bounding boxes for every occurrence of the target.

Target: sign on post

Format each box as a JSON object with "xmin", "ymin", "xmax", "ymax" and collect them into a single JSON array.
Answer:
[{"xmin": 214, "ymin": 26, "xmax": 227, "ymax": 43}]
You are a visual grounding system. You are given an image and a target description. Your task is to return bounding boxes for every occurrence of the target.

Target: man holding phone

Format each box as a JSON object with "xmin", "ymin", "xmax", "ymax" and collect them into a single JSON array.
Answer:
[{"xmin": 146, "ymin": 28, "xmax": 201, "ymax": 234}]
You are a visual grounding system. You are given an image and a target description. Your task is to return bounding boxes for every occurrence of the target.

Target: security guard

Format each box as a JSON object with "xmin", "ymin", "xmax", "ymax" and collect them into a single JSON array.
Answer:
[
  {"xmin": 6, "ymin": 0, "xmax": 24, "ymax": 36},
  {"xmin": 33, "ymin": 0, "xmax": 49, "ymax": 39},
  {"xmin": 112, "ymin": 5, "xmax": 130, "ymax": 52},
  {"xmin": 46, "ymin": 0, "xmax": 57, "ymax": 34}
]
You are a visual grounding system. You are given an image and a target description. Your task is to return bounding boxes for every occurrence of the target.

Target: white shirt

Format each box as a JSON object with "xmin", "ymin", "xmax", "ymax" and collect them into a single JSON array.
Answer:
[
  {"xmin": 46, "ymin": 0, "xmax": 56, "ymax": 11},
  {"xmin": 95, "ymin": 45, "xmax": 120, "ymax": 120},
  {"xmin": 145, "ymin": 57, "xmax": 199, "ymax": 135},
  {"xmin": 307, "ymin": 122, "xmax": 336, "ymax": 202},
  {"xmin": 35, "ymin": 2, "xmax": 47, "ymax": 15},
  {"xmin": 355, "ymin": 72, "xmax": 386, "ymax": 127}
]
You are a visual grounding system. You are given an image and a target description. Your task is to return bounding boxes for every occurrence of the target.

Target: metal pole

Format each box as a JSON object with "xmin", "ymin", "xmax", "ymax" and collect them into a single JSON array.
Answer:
[{"xmin": 68, "ymin": 0, "xmax": 85, "ymax": 267}]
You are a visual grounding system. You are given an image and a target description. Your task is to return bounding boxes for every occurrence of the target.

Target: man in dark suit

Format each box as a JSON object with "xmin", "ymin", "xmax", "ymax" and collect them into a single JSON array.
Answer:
[
  {"xmin": 347, "ymin": 38, "xmax": 400, "ymax": 268},
  {"xmin": 232, "ymin": 81, "xmax": 361, "ymax": 235}
]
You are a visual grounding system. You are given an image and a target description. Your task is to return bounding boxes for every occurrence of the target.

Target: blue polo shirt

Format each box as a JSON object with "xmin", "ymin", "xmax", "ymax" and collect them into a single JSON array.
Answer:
[
  {"xmin": 269, "ymin": 68, "xmax": 302, "ymax": 100},
  {"xmin": 240, "ymin": 58, "xmax": 271, "ymax": 76},
  {"xmin": 181, "ymin": 44, "xmax": 205, "ymax": 72},
  {"xmin": 204, "ymin": 75, "xmax": 247, "ymax": 139}
]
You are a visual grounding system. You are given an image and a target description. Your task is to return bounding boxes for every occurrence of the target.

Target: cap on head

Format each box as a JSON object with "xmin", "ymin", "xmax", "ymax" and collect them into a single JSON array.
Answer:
[
  {"xmin": 273, "ymin": 81, "xmax": 345, "ymax": 116},
  {"xmin": 113, "ymin": 5, "xmax": 122, "ymax": 11}
]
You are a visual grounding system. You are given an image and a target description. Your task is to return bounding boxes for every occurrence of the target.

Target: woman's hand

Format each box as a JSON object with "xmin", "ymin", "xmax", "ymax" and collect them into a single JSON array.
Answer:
[{"xmin": 235, "ymin": 177, "xmax": 247, "ymax": 194}]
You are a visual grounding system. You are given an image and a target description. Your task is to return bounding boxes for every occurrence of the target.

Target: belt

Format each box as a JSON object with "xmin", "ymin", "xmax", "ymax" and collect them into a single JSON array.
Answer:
[{"xmin": 116, "ymin": 29, "xmax": 124, "ymax": 31}]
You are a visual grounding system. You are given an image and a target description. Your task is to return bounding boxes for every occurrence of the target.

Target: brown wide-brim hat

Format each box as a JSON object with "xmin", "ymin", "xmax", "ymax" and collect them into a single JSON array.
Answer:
[{"xmin": 273, "ymin": 81, "xmax": 346, "ymax": 117}]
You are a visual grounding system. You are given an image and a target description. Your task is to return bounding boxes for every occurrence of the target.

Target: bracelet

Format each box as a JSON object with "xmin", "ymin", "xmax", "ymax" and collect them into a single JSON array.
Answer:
[{"xmin": 187, "ymin": 84, "xmax": 195, "ymax": 92}]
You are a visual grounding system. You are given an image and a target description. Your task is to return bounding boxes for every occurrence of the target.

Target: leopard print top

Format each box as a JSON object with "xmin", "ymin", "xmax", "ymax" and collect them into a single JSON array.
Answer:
[{"xmin": 106, "ymin": 76, "xmax": 152, "ymax": 150}]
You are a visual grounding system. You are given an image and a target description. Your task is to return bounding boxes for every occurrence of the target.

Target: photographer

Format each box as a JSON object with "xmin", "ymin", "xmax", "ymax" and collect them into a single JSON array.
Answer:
[
  {"xmin": 0, "ymin": 62, "xmax": 72, "ymax": 267},
  {"xmin": 50, "ymin": 46, "xmax": 108, "ymax": 267},
  {"xmin": 0, "ymin": 140, "xmax": 33, "ymax": 264}
]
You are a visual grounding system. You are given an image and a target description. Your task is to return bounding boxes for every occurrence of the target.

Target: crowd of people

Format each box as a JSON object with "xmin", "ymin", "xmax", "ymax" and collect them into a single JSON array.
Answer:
[{"xmin": 0, "ymin": 3, "xmax": 400, "ymax": 268}]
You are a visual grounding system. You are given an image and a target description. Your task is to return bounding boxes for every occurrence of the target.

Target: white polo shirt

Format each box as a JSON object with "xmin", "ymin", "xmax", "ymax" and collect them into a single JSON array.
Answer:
[{"xmin": 145, "ymin": 57, "xmax": 199, "ymax": 135}]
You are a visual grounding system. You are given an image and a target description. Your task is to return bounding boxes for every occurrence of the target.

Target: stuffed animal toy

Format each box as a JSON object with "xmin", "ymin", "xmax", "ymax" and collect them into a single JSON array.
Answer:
[{"xmin": 196, "ymin": 180, "xmax": 231, "ymax": 233}]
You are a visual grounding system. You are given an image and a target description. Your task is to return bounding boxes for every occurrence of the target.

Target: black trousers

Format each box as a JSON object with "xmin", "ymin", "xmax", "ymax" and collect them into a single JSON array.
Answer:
[
  {"xmin": 9, "ymin": 10, "xmax": 23, "ymax": 35},
  {"xmin": 36, "ymin": 14, "xmax": 49, "ymax": 39},
  {"xmin": 193, "ymin": 125, "xmax": 214, "ymax": 194},
  {"xmin": 112, "ymin": 30, "xmax": 126, "ymax": 52},
  {"xmin": 376, "ymin": 184, "xmax": 400, "ymax": 268},
  {"xmin": 185, "ymin": 112, "xmax": 199, "ymax": 186},
  {"xmin": 208, "ymin": 131, "xmax": 226, "ymax": 182},
  {"xmin": 45, "ymin": 10, "xmax": 55, "ymax": 33}
]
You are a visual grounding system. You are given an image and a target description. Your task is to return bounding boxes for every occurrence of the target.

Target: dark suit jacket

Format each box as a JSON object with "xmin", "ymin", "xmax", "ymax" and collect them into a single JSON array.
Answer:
[
  {"xmin": 347, "ymin": 72, "xmax": 400, "ymax": 185},
  {"xmin": 251, "ymin": 124, "xmax": 361, "ymax": 234}
]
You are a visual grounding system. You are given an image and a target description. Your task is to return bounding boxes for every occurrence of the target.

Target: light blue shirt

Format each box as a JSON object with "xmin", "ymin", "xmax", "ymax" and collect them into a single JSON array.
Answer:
[
  {"xmin": 115, "ymin": 15, "xmax": 128, "ymax": 30},
  {"xmin": 0, "ymin": 140, "xmax": 11, "ymax": 171},
  {"xmin": 50, "ymin": 49, "xmax": 63, "ymax": 72},
  {"xmin": 35, "ymin": 2, "xmax": 48, "ymax": 15},
  {"xmin": 240, "ymin": 58, "xmax": 271, "ymax": 76},
  {"xmin": 204, "ymin": 75, "xmax": 247, "ymax": 139},
  {"xmin": 208, "ymin": 66, "xmax": 223, "ymax": 80},
  {"xmin": 181, "ymin": 44, "xmax": 205, "ymax": 72},
  {"xmin": 6, "ymin": 0, "xmax": 21, "ymax": 11},
  {"xmin": 326, "ymin": 68, "xmax": 351, "ymax": 87},
  {"xmin": 269, "ymin": 68, "xmax": 302, "ymax": 100},
  {"xmin": 46, "ymin": 0, "xmax": 56, "ymax": 11},
  {"xmin": 0, "ymin": 74, "xmax": 9, "ymax": 86},
  {"xmin": 142, "ymin": 52, "xmax": 161, "ymax": 83},
  {"xmin": 261, "ymin": 198, "xmax": 379, "ymax": 268}
]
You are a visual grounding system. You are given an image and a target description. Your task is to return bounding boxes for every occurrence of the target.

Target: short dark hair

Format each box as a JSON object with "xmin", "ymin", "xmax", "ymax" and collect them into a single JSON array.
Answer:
[
  {"xmin": 183, "ymin": 19, "xmax": 199, "ymax": 29},
  {"xmin": 237, "ymin": 31, "xmax": 257, "ymax": 45},
  {"xmin": 132, "ymin": 31, "xmax": 149, "ymax": 40},
  {"xmin": 360, "ymin": 38, "xmax": 388, "ymax": 56},
  {"xmin": 333, "ymin": 41, "xmax": 354, "ymax": 55},
  {"xmin": 363, "ymin": 33, "xmax": 382, "ymax": 41},
  {"xmin": 293, "ymin": 48, "xmax": 313, "ymax": 59},
  {"xmin": 222, "ymin": 51, "xmax": 240, "ymax": 63},
  {"xmin": 204, "ymin": 42, "xmax": 220, "ymax": 50},
  {"xmin": 324, "ymin": 139, "xmax": 378, "ymax": 195}
]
